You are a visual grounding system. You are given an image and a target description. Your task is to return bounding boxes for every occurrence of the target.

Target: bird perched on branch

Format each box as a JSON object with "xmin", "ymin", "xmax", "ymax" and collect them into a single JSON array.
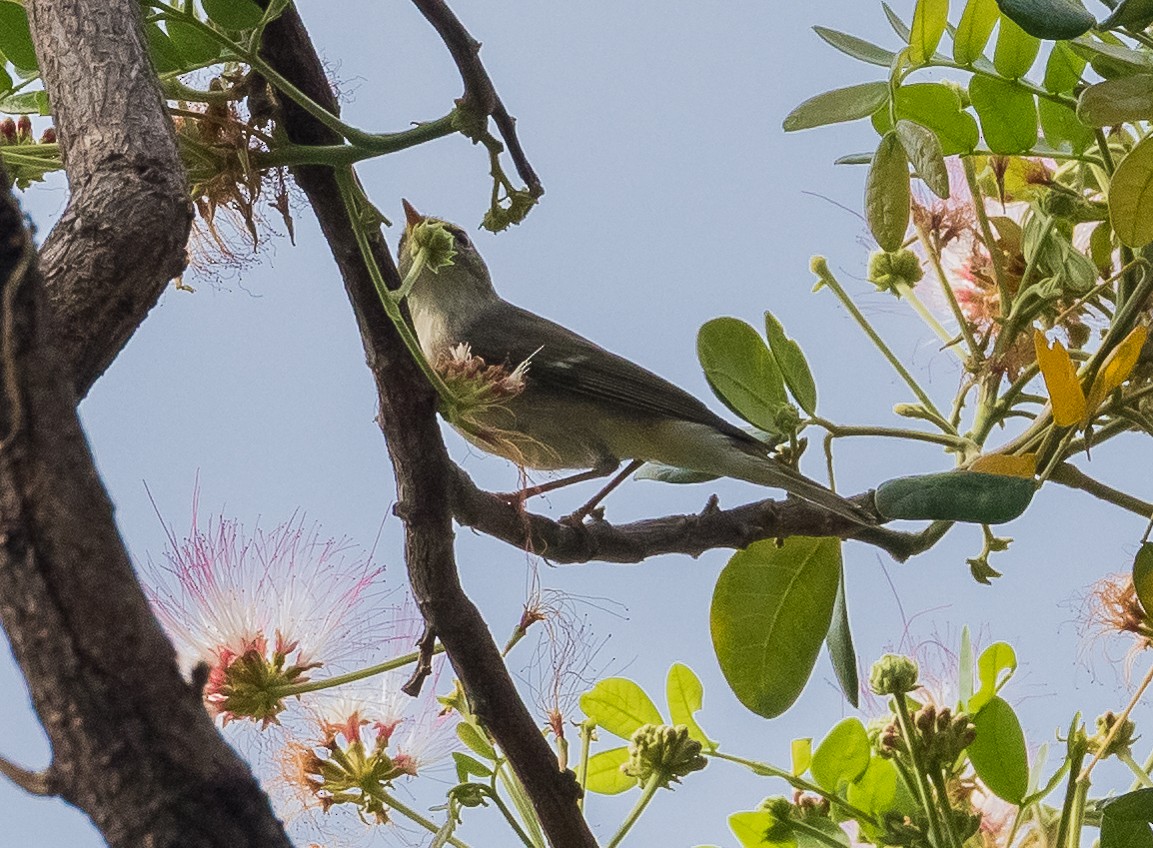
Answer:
[{"xmin": 397, "ymin": 200, "xmax": 871, "ymax": 524}]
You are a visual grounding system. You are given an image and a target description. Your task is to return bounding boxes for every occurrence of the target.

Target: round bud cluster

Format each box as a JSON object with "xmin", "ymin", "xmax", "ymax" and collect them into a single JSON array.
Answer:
[
  {"xmin": 913, "ymin": 704, "xmax": 976, "ymax": 770},
  {"xmin": 409, "ymin": 218, "xmax": 458, "ymax": 272},
  {"xmin": 867, "ymin": 249, "xmax": 924, "ymax": 295},
  {"xmin": 869, "ymin": 654, "xmax": 920, "ymax": 696},
  {"xmin": 621, "ymin": 724, "xmax": 707, "ymax": 787},
  {"xmin": 1089, "ymin": 711, "xmax": 1138, "ymax": 758}
]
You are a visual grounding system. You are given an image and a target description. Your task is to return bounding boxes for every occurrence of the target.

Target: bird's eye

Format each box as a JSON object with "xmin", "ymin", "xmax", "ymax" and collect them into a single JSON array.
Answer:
[{"xmin": 451, "ymin": 228, "xmax": 471, "ymax": 249}]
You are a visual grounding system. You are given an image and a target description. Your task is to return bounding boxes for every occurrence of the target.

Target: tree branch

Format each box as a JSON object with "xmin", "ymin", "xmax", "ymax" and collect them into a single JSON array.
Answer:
[
  {"xmin": 257, "ymin": 8, "xmax": 592, "ymax": 847},
  {"xmin": 450, "ymin": 468, "xmax": 944, "ymax": 563},
  {"xmin": 26, "ymin": 0, "xmax": 193, "ymax": 399},
  {"xmin": 0, "ymin": 169, "xmax": 291, "ymax": 848},
  {"xmin": 1051, "ymin": 462, "xmax": 1153, "ymax": 518},
  {"xmin": 408, "ymin": 0, "xmax": 543, "ymax": 196}
]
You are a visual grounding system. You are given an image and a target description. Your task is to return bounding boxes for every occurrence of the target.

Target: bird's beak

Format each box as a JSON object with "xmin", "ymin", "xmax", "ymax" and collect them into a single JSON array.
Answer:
[{"xmin": 402, "ymin": 199, "xmax": 425, "ymax": 233}]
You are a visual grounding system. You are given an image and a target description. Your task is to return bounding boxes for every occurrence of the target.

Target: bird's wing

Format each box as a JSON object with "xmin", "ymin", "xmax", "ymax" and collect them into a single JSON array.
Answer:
[{"xmin": 460, "ymin": 303, "xmax": 755, "ymax": 443}]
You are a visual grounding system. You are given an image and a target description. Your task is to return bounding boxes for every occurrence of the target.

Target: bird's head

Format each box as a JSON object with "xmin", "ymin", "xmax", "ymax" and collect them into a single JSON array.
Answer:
[{"xmin": 397, "ymin": 200, "xmax": 498, "ymax": 311}]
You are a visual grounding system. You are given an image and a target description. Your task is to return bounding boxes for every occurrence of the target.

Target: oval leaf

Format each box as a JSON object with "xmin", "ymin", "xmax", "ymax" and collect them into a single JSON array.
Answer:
[
  {"xmin": 784, "ymin": 82, "xmax": 891, "ymax": 132},
  {"xmin": 584, "ymin": 747, "xmax": 637, "ymax": 795},
  {"xmin": 812, "ymin": 718, "xmax": 871, "ymax": 793},
  {"xmin": 202, "ymin": 0, "xmax": 265, "ymax": 30},
  {"xmin": 1100, "ymin": 0, "xmax": 1153, "ymax": 30},
  {"xmin": 968, "ymin": 641, "xmax": 1018, "ymax": 713},
  {"xmin": 969, "ymin": 696, "xmax": 1029, "ymax": 803},
  {"xmin": 145, "ymin": 24, "xmax": 184, "ymax": 75},
  {"xmin": 1085, "ymin": 325, "xmax": 1149, "ymax": 416},
  {"xmin": 667, "ymin": 663, "xmax": 715, "ymax": 751},
  {"xmin": 955, "ymin": 0, "xmax": 1001, "ymax": 64},
  {"xmin": 1039, "ymin": 98, "xmax": 1094, "ymax": 154},
  {"xmin": 731, "ymin": 810, "xmax": 786, "ymax": 848},
  {"xmin": 580, "ymin": 677, "xmax": 663, "ymax": 740},
  {"xmin": 0, "ymin": 2, "xmax": 38, "ymax": 70},
  {"xmin": 1045, "ymin": 42, "xmax": 1087, "ymax": 93},
  {"xmin": 1133, "ymin": 544, "xmax": 1153, "ymax": 623},
  {"xmin": 996, "ymin": 0, "xmax": 1095, "ymax": 39},
  {"xmin": 792, "ymin": 738, "xmax": 813, "ymax": 776},
  {"xmin": 1034, "ymin": 329, "xmax": 1087, "ymax": 425},
  {"xmin": 764, "ymin": 312, "xmax": 818, "ymax": 415},
  {"xmin": 711, "ymin": 537, "xmax": 841, "ymax": 718},
  {"xmin": 896, "ymin": 119, "xmax": 950, "ymax": 198},
  {"xmin": 1077, "ymin": 76, "xmax": 1153, "ymax": 127},
  {"xmin": 874, "ymin": 471, "xmax": 1036, "ymax": 523},
  {"xmin": 1110, "ymin": 136, "xmax": 1153, "ymax": 249},
  {"xmin": 884, "ymin": 83, "xmax": 981, "ymax": 155},
  {"xmin": 456, "ymin": 722, "xmax": 496, "ymax": 760},
  {"xmin": 994, "ymin": 14, "xmax": 1041, "ymax": 79},
  {"xmin": 813, "ymin": 27, "xmax": 898, "ymax": 66},
  {"xmin": 970, "ymin": 75, "xmax": 1039, "ymax": 154},
  {"xmin": 168, "ymin": 20, "xmax": 222, "ymax": 65},
  {"xmin": 698, "ymin": 317, "xmax": 788, "ymax": 433},
  {"xmin": 846, "ymin": 756, "xmax": 901, "ymax": 819},
  {"xmin": 826, "ymin": 567, "xmax": 860, "ymax": 708},
  {"xmin": 866, "ymin": 132, "xmax": 911, "ymax": 252},
  {"xmin": 909, "ymin": 0, "xmax": 949, "ymax": 63}
]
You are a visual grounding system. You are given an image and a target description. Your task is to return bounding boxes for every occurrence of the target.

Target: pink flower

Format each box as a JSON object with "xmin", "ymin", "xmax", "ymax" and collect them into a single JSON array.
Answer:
[{"xmin": 146, "ymin": 494, "xmax": 391, "ymax": 725}]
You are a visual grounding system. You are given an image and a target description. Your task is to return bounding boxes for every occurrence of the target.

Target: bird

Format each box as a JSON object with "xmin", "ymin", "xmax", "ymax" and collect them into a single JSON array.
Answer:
[{"xmin": 396, "ymin": 200, "xmax": 871, "ymax": 524}]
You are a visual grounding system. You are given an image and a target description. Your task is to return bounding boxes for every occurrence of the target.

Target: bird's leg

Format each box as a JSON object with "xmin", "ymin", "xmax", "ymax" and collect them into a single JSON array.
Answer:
[
  {"xmin": 563, "ymin": 459, "xmax": 644, "ymax": 525},
  {"xmin": 497, "ymin": 460, "xmax": 620, "ymax": 503}
]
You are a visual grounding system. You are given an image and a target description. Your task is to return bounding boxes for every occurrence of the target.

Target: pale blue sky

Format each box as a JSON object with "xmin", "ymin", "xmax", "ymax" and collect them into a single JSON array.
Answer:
[{"xmin": 2, "ymin": 1, "xmax": 1149, "ymax": 845}]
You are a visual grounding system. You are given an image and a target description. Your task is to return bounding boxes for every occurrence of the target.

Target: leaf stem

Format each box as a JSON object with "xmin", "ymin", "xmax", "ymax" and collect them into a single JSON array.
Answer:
[
  {"xmin": 912, "ymin": 222, "xmax": 978, "ymax": 356},
  {"xmin": 371, "ymin": 785, "xmax": 472, "ymax": 848},
  {"xmin": 269, "ymin": 645, "xmax": 444, "ymax": 698},
  {"xmin": 605, "ymin": 772, "xmax": 663, "ymax": 848}
]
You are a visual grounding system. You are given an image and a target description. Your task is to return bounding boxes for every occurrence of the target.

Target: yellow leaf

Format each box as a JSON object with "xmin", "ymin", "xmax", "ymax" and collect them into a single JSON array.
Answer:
[
  {"xmin": 969, "ymin": 453, "xmax": 1037, "ymax": 478},
  {"xmin": 1084, "ymin": 325, "xmax": 1149, "ymax": 420},
  {"xmin": 1033, "ymin": 329, "xmax": 1086, "ymax": 427}
]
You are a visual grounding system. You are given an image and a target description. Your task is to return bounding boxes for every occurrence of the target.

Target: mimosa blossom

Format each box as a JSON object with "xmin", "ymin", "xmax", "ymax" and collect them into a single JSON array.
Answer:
[{"xmin": 146, "ymin": 499, "xmax": 390, "ymax": 725}]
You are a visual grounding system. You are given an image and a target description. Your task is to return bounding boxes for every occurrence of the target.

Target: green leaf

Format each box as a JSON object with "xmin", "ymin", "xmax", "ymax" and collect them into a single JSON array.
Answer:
[
  {"xmin": 797, "ymin": 819, "xmax": 851, "ymax": 848},
  {"xmin": 826, "ymin": 567, "xmax": 859, "ymax": 708},
  {"xmin": 783, "ymin": 82, "xmax": 891, "ymax": 132},
  {"xmin": 812, "ymin": 718, "xmax": 871, "ymax": 793},
  {"xmin": 1044, "ymin": 41, "xmax": 1087, "ymax": 93},
  {"xmin": 1077, "ymin": 76, "xmax": 1153, "ymax": 127},
  {"xmin": 584, "ymin": 747, "xmax": 637, "ymax": 795},
  {"xmin": 846, "ymin": 756, "xmax": 900, "ymax": 818},
  {"xmin": 994, "ymin": 14, "xmax": 1040, "ymax": 79},
  {"xmin": 875, "ymin": 471, "xmax": 1036, "ymax": 523},
  {"xmin": 168, "ymin": 20, "xmax": 222, "ymax": 65},
  {"xmin": 1103, "ymin": 790, "xmax": 1153, "ymax": 848},
  {"xmin": 1039, "ymin": 98, "xmax": 1094, "ymax": 154},
  {"xmin": 453, "ymin": 752, "xmax": 493, "ymax": 781},
  {"xmin": 995, "ymin": 0, "xmax": 1095, "ymax": 39},
  {"xmin": 970, "ymin": 75, "xmax": 1038, "ymax": 154},
  {"xmin": 968, "ymin": 696, "xmax": 1029, "ymax": 803},
  {"xmin": 968, "ymin": 641, "xmax": 1017, "ymax": 713},
  {"xmin": 895, "ymin": 119, "xmax": 950, "ymax": 198},
  {"xmin": 958, "ymin": 626, "xmax": 975, "ymax": 705},
  {"xmin": 792, "ymin": 738, "xmax": 813, "ymax": 776},
  {"xmin": 580, "ymin": 677, "xmax": 663, "ymax": 740},
  {"xmin": 955, "ymin": 0, "xmax": 1001, "ymax": 64},
  {"xmin": 0, "ymin": 2, "xmax": 38, "ymax": 70},
  {"xmin": 1070, "ymin": 38, "xmax": 1153, "ymax": 76},
  {"xmin": 698, "ymin": 317, "xmax": 789, "ymax": 433},
  {"xmin": 0, "ymin": 89, "xmax": 46, "ymax": 115},
  {"xmin": 666, "ymin": 663, "xmax": 715, "ymax": 751},
  {"xmin": 879, "ymin": 83, "xmax": 981, "ymax": 155},
  {"xmin": 763, "ymin": 312, "xmax": 818, "ymax": 415},
  {"xmin": 1133, "ymin": 544, "xmax": 1153, "ymax": 621},
  {"xmin": 865, "ymin": 132, "xmax": 911, "ymax": 252},
  {"xmin": 813, "ymin": 27, "xmax": 898, "ymax": 66},
  {"xmin": 835, "ymin": 152, "xmax": 875, "ymax": 165},
  {"xmin": 634, "ymin": 462, "xmax": 719, "ymax": 484},
  {"xmin": 731, "ymin": 810, "xmax": 787, "ymax": 848},
  {"xmin": 145, "ymin": 24, "xmax": 184, "ymax": 75},
  {"xmin": 710, "ymin": 537, "xmax": 842, "ymax": 719},
  {"xmin": 0, "ymin": 65, "xmax": 11, "ymax": 96},
  {"xmin": 883, "ymin": 2, "xmax": 914, "ymax": 41},
  {"xmin": 909, "ymin": 0, "xmax": 949, "ymax": 63},
  {"xmin": 456, "ymin": 722, "xmax": 496, "ymax": 760},
  {"xmin": 1110, "ymin": 136, "xmax": 1153, "ymax": 249},
  {"xmin": 202, "ymin": 0, "xmax": 265, "ymax": 30},
  {"xmin": 1100, "ymin": 0, "xmax": 1153, "ymax": 30}
]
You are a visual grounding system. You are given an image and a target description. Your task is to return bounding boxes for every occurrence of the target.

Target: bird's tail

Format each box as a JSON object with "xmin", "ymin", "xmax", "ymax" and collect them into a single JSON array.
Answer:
[{"xmin": 721, "ymin": 448, "xmax": 874, "ymax": 525}]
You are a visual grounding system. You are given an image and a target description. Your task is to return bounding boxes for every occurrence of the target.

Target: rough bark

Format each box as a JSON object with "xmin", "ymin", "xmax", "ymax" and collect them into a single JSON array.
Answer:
[
  {"xmin": 26, "ymin": 0, "xmax": 193, "ymax": 399},
  {"xmin": 0, "ymin": 170, "xmax": 292, "ymax": 847},
  {"xmin": 258, "ymin": 9, "xmax": 596, "ymax": 847}
]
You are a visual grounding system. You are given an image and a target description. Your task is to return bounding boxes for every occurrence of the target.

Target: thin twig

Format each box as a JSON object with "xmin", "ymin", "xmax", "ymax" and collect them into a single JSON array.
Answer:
[{"xmin": 0, "ymin": 756, "xmax": 54, "ymax": 796}]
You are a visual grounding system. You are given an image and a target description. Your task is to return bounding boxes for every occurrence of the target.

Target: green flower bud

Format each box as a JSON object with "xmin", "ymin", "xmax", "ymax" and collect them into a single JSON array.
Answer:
[
  {"xmin": 869, "ymin": 654, "xmax": 920, "ymax": 696},
  {"xmin": 868, "ymin": 249, "xmax": 924, "ymax": 295},
  {"xmin": 408, "ymin": 218, "xmax": 458, "ymax": 272},
  {"xmin": 1089, "ymin": 711, "xmax": 1138, "ymax": 758},
  {"xmin": 621, "ymin": 724, "xmax": 707, "ymax": 787},
  {"xmin": 450, "ymin": 783, "xmax": 489, "ymax": 808}
]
